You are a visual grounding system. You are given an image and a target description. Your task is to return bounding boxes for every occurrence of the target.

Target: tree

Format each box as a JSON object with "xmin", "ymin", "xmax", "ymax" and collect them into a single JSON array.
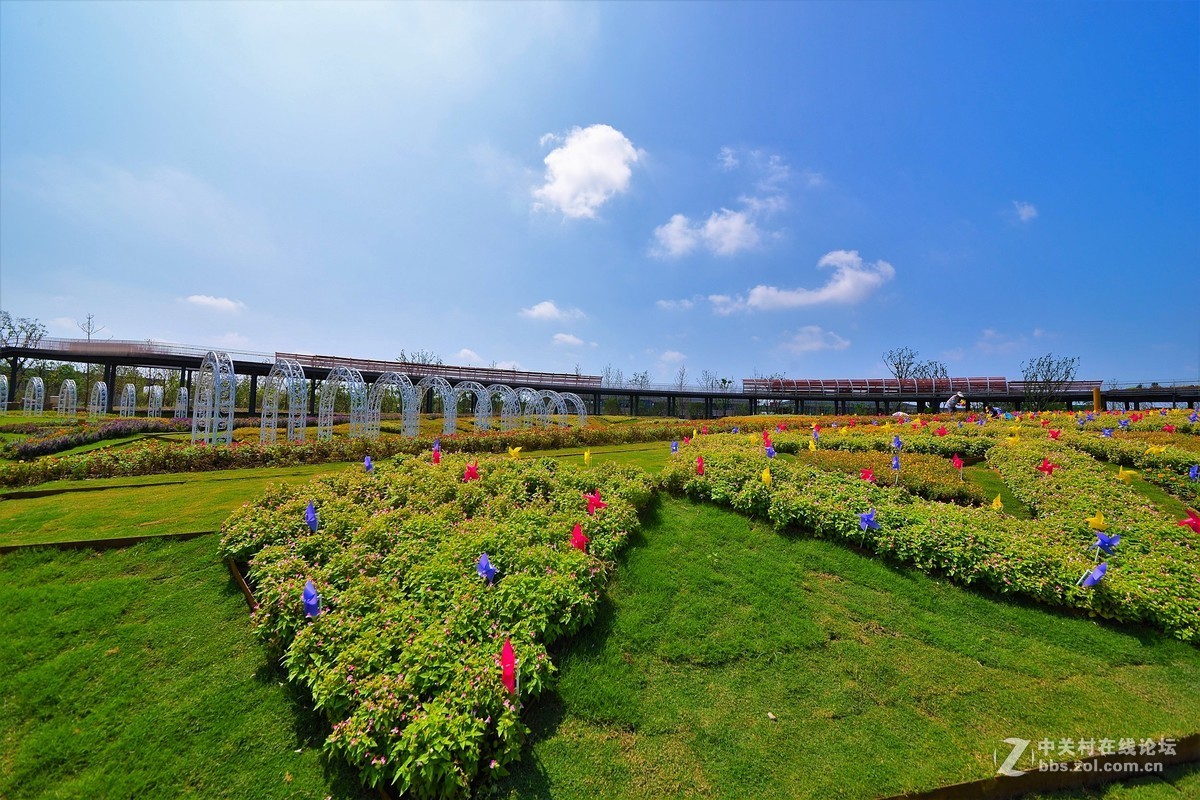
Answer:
[
  {"xmin": 628, "ymin": 370, "xmax": 651, "ymax": 388},
  {"xmin": 601, "ymin": 364, "xmax": 624, "ymax": 388},
  {"xmin": 881, "ymin": 347, "xmax": 919, "ymax": 381},
  {"xmin": 1, "ymin": 311, "xmax": 48, "ymax": 404},
  {"xmin": 913, "ymin": 359, "xmax": 949, "ymax": 381},
  {"xmin": 674, "ymin": 363, "xmax": 688, "ymax": 391},
  {"xmin": 1021, "ymin": 352, "xmax": 1080, "ymax": 411},
  {"xmin": 77, "ymin": 313, "xmax": 107, "ymax": 402},
  {"xmin": 397, "ymin": 348, "xmax": 443, "ymax": 366}
]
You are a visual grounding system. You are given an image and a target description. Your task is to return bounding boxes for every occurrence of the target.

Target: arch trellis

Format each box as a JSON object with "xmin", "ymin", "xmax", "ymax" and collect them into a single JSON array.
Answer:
[
  {"xmin": 260, "ymin": 358, "xmax": 308, "ymax": 444},
  {"xmin": 147, "ymin": 385, "xmax": 164, "ymax": 418},
  {"xmin": 174, "ymin": 386, "xmax": 189, "ymax": 419},
  {"xmin": 559, "ymin": 391, "xmax": 588, "ymax": 428},
  {"xmin": 89, "ymin": 381, "xmax": 108, "ymax": 419},
  {"xmin": 0, "ymin": 375, "xmax": 6, "ymax": 414},
  {"xmin": 416, "ymin": 376, "xmax": 457, "ymax": 435},
  {"xmin": 191, "ymin": 351, "xmax": 236, "ymax": 445},
  {"xmin": 23, "ymin": 377, "xmax": 45, "ymax": 416},
  {"xmin": 488, "ymin": 384, "xmax": 521, "ymax": 431},
  {"xmin": 453, "ymin": 381, "xmax": 492, "ymax": 432},
  {"xmin": 318, "ymin": 366, "xmax": 368, "ymax": 440},
  {"xmin": 368, "ymin": 371, "xmax": 418, "ymax": 438},
  {"xmin": 118, "ymin": 383, "xmax": 137, "ymax": 417},
  {"xmin": 516, "ymin": 387, "xmax": 550, "ymax": 427},
  {"xmin": 58, "ymin": 379, "xmax": 78, "ymax": 417}
]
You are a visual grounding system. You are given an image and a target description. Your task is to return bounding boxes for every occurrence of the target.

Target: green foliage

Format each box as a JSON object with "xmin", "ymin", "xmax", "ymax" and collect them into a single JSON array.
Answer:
[{"xmin": 220, "ymin": 455, "xmax": 654, "ymax": 797}]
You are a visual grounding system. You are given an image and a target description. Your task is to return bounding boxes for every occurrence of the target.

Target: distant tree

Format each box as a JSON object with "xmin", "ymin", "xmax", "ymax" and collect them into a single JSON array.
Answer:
[
  {"xmin": 1, "ymin": 311, "xmax": 48, "ymax": 404},
  {"xmin": 699, "ymin": 369, "xmax": 720, "ymax": 389},
  {"xmin": 913, "ymin": 359, "xmax": 949, "ymax": 381},
  {"xmin": 674, "ymin": 364, "xmax": 688, "ymax": 391},
  {"xmin": 601, "ymin": 364, "xmax": 624, "ymax": 388},
  {"xmin": 629, "ymin": 370, "xmax": 651, "ymax": 388},
  {"xmin": 397, "ymin": 348, "xmax": 443, "ymax": 366},
  {"xmin": 1021, "ymin": 352, "xmax": 1080, "ymax": 411},
  {"xmin": 77, "ymin": 313, "xmax": 107, "ymax": 402},
  {"xmin": 882, "ymin": 347, "xmax": 919, "ymax": 381}
]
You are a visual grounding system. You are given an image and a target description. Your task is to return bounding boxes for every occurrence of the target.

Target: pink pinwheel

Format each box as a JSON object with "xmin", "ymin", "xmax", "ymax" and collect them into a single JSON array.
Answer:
[
  {"xmin": 570, "ymin": 522, "xmax": 589, "ymax": 551},
  {"xmin": 860, "ymin": 468, "xmax": 875, "ymax": 483},
  {"xmin": 584, "ymin": 490, "xmax": 607, "ymax": 516},
  {"xmin": 1048, "ymin": 429, "xmax": 1061, "ymax": 440},
  {"xmin": 500, "ymin": 638, "xmax": 516, "ymax": 695},
  {"xmin": 701, "ymin": 425, "xmax": 709, "ymax": 435},
  {"xmin": 463, "ymin": 462, "xmax": 479, "ymax": 482},
  {"xmin": 696, "ymin": 455, "xmax": 705, "ymax": 475},
  {"xmin": 1179, "ymin": 509, "xmax": 1200, "ymax": 534},
  {"xmin": 683, "ymin": 436, "xmax": 691, "ymax": 446},
  {"xmin": 1037, "ymin": 458, "xmax": 1059, "ymax": 477}
]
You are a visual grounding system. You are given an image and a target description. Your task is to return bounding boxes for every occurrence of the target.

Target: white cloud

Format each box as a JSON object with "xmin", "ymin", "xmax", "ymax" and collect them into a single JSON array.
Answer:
[
  {"xmin": 652, "ymin": 208, "xmax": 761, "ymax": 258},
  {"xmin": 455, "ymin": 348, "xmax": 484, "ymax": 364},
  {"xmin": 709, "ymin": 250, "xmax": 895, "ymax": 314},
  {"xmin": 718, "ymin": 146, "xmax": 739, "ymax": 170},
  {"xmin": 1013, "ymin": 200, "xmax": 1038, "ymax": 222},
  {"xmin": 186, "ymin": 294, "xmax": 246, "ymax": 312},
  {"xmin": 655, "ymin": 298, "xmax": 695, "ymax": 311},
  {"xmin": 801, "ymin": 169, "xmax": 826, "ymax": 188},
  {"xmin": 531, "ymin": 124, "xmax": 642, "ymax": 219},
  {"xmin": 660, "ymin": 350, "xmax": 686, "ymax": 363},
  {"xmin": 519, "ymin": 300, "xmax": 585, "ymax": 321},
  {"xmin": 494, "ymin": 359, "xmax": 522, "ymax": 370},
  {"xmin": 782, "ymin": 326, "xmax": 850, "ymax": 353},
  {"xmin": 213, "ymin": 332, "xmax": 250, "ymax": 348},
  {"xmin": 552, "ymin": 333, "xmax": 584, "ymax": 347}
]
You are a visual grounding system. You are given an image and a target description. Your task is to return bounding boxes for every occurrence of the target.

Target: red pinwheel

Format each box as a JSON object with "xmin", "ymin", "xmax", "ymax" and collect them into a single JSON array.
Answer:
[
  {"xmin": 777, "ymin": 423, "xmax": 787, "ymax": 432},
  {"xmin": 1048, "ymin": 429, "xmax": 1061, "ymax": 440},
  {"xmin": 683, "ymin": 436, "xmax": 691, "ymax": 445},
  {"xmin": 1037, "ymin": 458, "xmax": 1059, "ymax": 477},
  {"xmin": 583, "ymin": 490, "xmax": 607, "ymax": 516},
  {"xmin": 1164, "ymin": 424, "xmax": 1176, "ymax": 434},
  {"xmin": 860, "ymin": 468, "xmax": 875, "ymax": 483},
  {"xmin": 951, "ymin": 453, "xmax": 964, "ymax": 470},
  {"xmin": 432, "ymin": 448, "xmax": 441, "ymax": 465},
  {"xmin": 1040, "ymin": 419, "xmax": 1050, "ymax": 427},
  {"xmin": 500, "ymin": 638, "xmax": 516, "ymax": 695},
  {"xmin": 762, "ymin": 429, "xmax": 771, "ymax": 446},
  {"xmin": 570, "ymin": 522, "xmax": 589, "ymax": 551},
  {"xmin": 463, "ymin": 462, "xmax": 479, "ymax": 482},
  {"xmin": 696, "ymin": 455, "xmax": 705, "ymax": 475},
  {"xmin": 935, "ymin": 425, "xmax": 948, "ymax": 437},
  {"xmin": 701, "ymin": 425, "xmax": 708, "ymax": 435},
  {"xmin": 1179, "ymin": 509, "xmax": 1200, "ymax": 534}
]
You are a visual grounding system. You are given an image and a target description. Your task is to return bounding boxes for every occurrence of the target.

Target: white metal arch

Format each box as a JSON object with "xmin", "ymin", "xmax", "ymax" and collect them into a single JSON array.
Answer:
[
  {"xmin": 191, "ymin": 351, "xmax": 236, "ymax": 445},
  {"xmin": 58, "ymin": 379, "xmax": 78, "ymax": 417},
  {"xmin": 516, "ymin": 387, "xmax": 549, "ymax": 427},
  {"xmin": 23, "ymin": 377, "xmax": 45, "ymax": 416},
  {"xmin": 89, "ymin": 381, "xmax": 108, "ymax": 419},
  {"xmin": 368, "ymin": 371, "xmax": 418, "ymax": 438},
  {"xmin": 261, "ymin": 358, "xmax": 308, "ymax": 444},
  {"xmin": 147, "ymin": 385, "xmax": 164, "ymax": 417},
  {"xmin": 537, "ymin": 389, "xmax": 568, "ymax": 427},
  {"xmin": 487, "ymin": 384, "xmax": 521, "ymax": 431},
  {"xmin": 559, "ymin": 391, "xmax": 588, "ymax": 428},
  {"xmin": 318, "ymin": 365, "xmax": 368, "ymax": 440},
  {"xmin": 416, "ymin": 375, "xmax": 457, "ymax": 435},
  {"xmin": 173, "ymin": 386, "xmax": 189, "ymax": 419},
  {"xmin": 118, "ymin": 383, "xmax": 137, "ymax": 417},
  {"xmin": 453, "ymin": 381, "xmax": 492, "ymax": 431}
]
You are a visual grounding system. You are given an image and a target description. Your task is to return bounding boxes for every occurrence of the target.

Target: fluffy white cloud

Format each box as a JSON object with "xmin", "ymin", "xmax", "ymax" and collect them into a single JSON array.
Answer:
[
  {"xmin": 782, "ymin": 326, "xmax": 850, "ymax": 353},
  {"xmin": 494, "ymin": 359, "xmax": 522, "ymax": 370},
  {"xmin": 660, "ymin": 350, "xmax": 686, "ymax": 363},
  {"xmin": 186, "ymin": 294, "xmax": 246, "ymax": 312},
  {"xmin": 718, "ymin": 146, "xmax": 739, "ymax": 170},
  {"xmin": 655, "ymin": 298, "xmax": 695, "ymax": 311},
  {"xmin": 519, "ymin": 300, "xmax": 585, "ymax": 321},
  {"xmin": 709, "ymin": 250, "xmax": 895, "ymax": 314},
  {"xmin": 1013, "ymin": 200, "xmax": 1038, "ymax": 222},
  {"xmin": 552, "ymin": 333, "xmax": 583, "ymax": 347},
  {"xmin": 455, "ymin": 348, "xmax": 483, "ymax": 364},
  {"xmin": 652, "ymin": 209, "xmax": 761, "ymax": 258},
  {"xmin": 532, "ymin": 124, "xmax": 641, "ymax": 219}
]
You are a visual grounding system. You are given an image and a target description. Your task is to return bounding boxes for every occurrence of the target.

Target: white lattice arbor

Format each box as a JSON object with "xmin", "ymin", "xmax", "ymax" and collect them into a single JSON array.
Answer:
[
  {"xmin": 261, "ymin": 358, "xmax": 308, "ymax": 444},
  {"xmin": 174, "ymin": 387, "xmax": 189, "ymax": 419},
  {"xmin": 453, "ymin": 381, "xmax": 492, "ymax": 431},
  {"xmin": 0, "ymin": 375, "xmax": 7, "ymax": 414},
  {"xmin": 559, "ymin": 391, "xmax": 588, "ymax": 427},
  {"xmin": 318, "ymin": 366, "xmax": 368, "ymax": 440},
  {"xmin": 368, "ymin": 371, "xmax": 417, "ymax": 438},
  {"xmin": 517, "ymin": 387, "xmax": 548, "ymax": 427},
  {"xmin": 488, "ymin": 384, "xmax": 521, "ymax": 431},
  {"xmin": 416, "ymin": 376, "xmax": 457, "ymax": 435},
  {"xmin": 537, "ymin": 390, "xmax": 569, "ymax": 427},
  {"xmin": 89, "ymin": 381, "xmax": 107, "ymax": 419},
  {"xmin": 191, "ymin": 351, "xmax": 236, "ymax": 445},
  {"xmin": 58, "ymin": 379, "xmax": 78, "ymax": 417},
  {"xmin": 118, "ymin": 383, "xmax": 137, "ymax": 417},
  {"xmin": 147, "ymin": 385, "xmax": 164, "ymax": 417},
  {"xmin": 23, "ymin": 377, "xmax": 45, "ymax": 416}
]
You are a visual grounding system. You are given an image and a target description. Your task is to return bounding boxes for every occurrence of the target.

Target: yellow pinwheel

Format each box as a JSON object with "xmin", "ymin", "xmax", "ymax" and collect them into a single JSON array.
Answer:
[
  {"xmin": 508, "ymin": 446, "xmax": 522, "ymax": 460},
  {"xmin": 992, "ymin": 494, "xmax": 1003, "ymax": 510},
  {"xmin": 1145, "ymin": 445, "xmax": 1166, "ymax": 455},
  {"xmin": 808, "ymin": 438, "xmax": 817, "ymax": 452},
  {"xmin": 1117, "ymin": 466, "xmax": 1138, "ymax": 484},
  {"xmin": 583, "ymin": 449, "xmax": 591, "ymax": 467},
  {"xmin": 1086, "ymin": 511, "xmax": 1108, "ymax": 531},
  {"xmin": 761, "ymin": 466, "xmax": 772, "ymax": 487}
]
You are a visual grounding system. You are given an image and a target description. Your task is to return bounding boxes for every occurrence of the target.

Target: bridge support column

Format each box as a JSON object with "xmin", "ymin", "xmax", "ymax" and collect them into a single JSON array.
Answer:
[
  {"xmin": 704, "ymin": 397, "xmax": 713, "ymax": 418},
  {"xmin": 631, "ymin": 394, "xmax": 639, "ymax": 417},
  {"xmin": 249, "ymin": 374, "xmax": 258, "ymax": 415},
  {"xmin": 104, "ymin": 362, "xmax": 117, "ymax": 413},
  {"xmin": 750, "ymin": 398, "xmax": 758, "ymax": 414}
]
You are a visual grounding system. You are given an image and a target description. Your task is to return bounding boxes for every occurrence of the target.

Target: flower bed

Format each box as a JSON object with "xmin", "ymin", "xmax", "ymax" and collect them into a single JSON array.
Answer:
[
  {"xmin": 219, "ymin": 455, "xmax": 654, "ymax": 797},
  {"xmin": 3, "ymin": 418, "xmax": 191, "ymax": 459}
]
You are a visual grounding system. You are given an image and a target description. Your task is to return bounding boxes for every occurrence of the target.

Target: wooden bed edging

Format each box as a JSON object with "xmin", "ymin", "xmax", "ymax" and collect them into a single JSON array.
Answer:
[
  {"xmin": 879, "ymin": 732, "xmax": 1199, "ymax": 800},
  {"xmin": 225, "ymin": 557, "xmax": 257, "ymax": 611},
  {"xmin": 0, "ymin": 530, "xmax": 216, "ymax": 554}
]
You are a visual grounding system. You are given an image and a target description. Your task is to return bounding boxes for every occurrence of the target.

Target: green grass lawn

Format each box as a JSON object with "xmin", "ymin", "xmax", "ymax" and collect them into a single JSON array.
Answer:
[
  {"xmin": 0, "ymin": 536, "xmax": 375, "ymax": 800},
  {"xmin": 496, "ymin": 496, "xmax": 1200, "ymax": 799},
  {"xmin": 0, "ymin": 463, "xmax": 354, "ymax": 547}
]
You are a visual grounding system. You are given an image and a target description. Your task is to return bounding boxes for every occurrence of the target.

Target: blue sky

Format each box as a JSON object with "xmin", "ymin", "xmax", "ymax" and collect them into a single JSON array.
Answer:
[{"xmin": 2, "ymin": 1, "xmax": 1196, "ymax": 387}]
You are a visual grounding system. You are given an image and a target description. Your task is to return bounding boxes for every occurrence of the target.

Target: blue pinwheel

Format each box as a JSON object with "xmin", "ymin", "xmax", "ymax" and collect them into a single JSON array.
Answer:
[
  {"xmin": 1076, "ymin": 417, "xmax": 1085, "ymax": 427},
  {"xmin": 1077, "ymin": 562, "xmax": 1107, "ymax": 588},
  {"xmin": 1086, "ymin": 413, "xmax": 1094, "ymax": 422},
  {"xmin": 892, "ymin": 435, "xmax": 903, "ymax": 451},
  {"xmin": 477, "ymin": 552, "xmax": 496, "ymax": 584},
  {"xmin": 1101, "ymin": 428, "xmax": 1113, "ymax": 438},
  {"xmin": 1190, "ymin": 411, "xmax": 1199, "ymax": 423},
  {"xmin": 1119, "ymin": 419, "xmax": 1130, "ymax": 430},
  {"xmin": 305, "ymin": 501, "xmax": 318, "ymax": 533},
  {"xmin": 859, "ymin": 508, "xmax": 880, "ymax": 531},
  {"xmin": 433, "ymin": 438, "xmax": 441, "ymax": 452},
  {"xmin": 302, "ymin": 580, "xmax": 321, "ymax": 618},
  {"xmin": 671, "ymin": 440, "xmax": 679, "ymax": 453},
  {"xmin": 891, "ymin": 454, "xmax": 900, "ymax": 471},
  {"xmin": 1189, "ymin": 465, "xmax": 1198, "ymax": 481},
  {"xmin": 765, "ymin": 446, "xmax": 776, "ymax": 458},
  {"xmin": 732, "ymin": 427, "xmax": 740, "ymax": 434},
  {"xmin": 1090, "ymin": 532, "xmax": 1121, "ymax": 557},
  {"xmin": 364, "ymin": 455, "xmax": 373, "ymax": 473}
]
